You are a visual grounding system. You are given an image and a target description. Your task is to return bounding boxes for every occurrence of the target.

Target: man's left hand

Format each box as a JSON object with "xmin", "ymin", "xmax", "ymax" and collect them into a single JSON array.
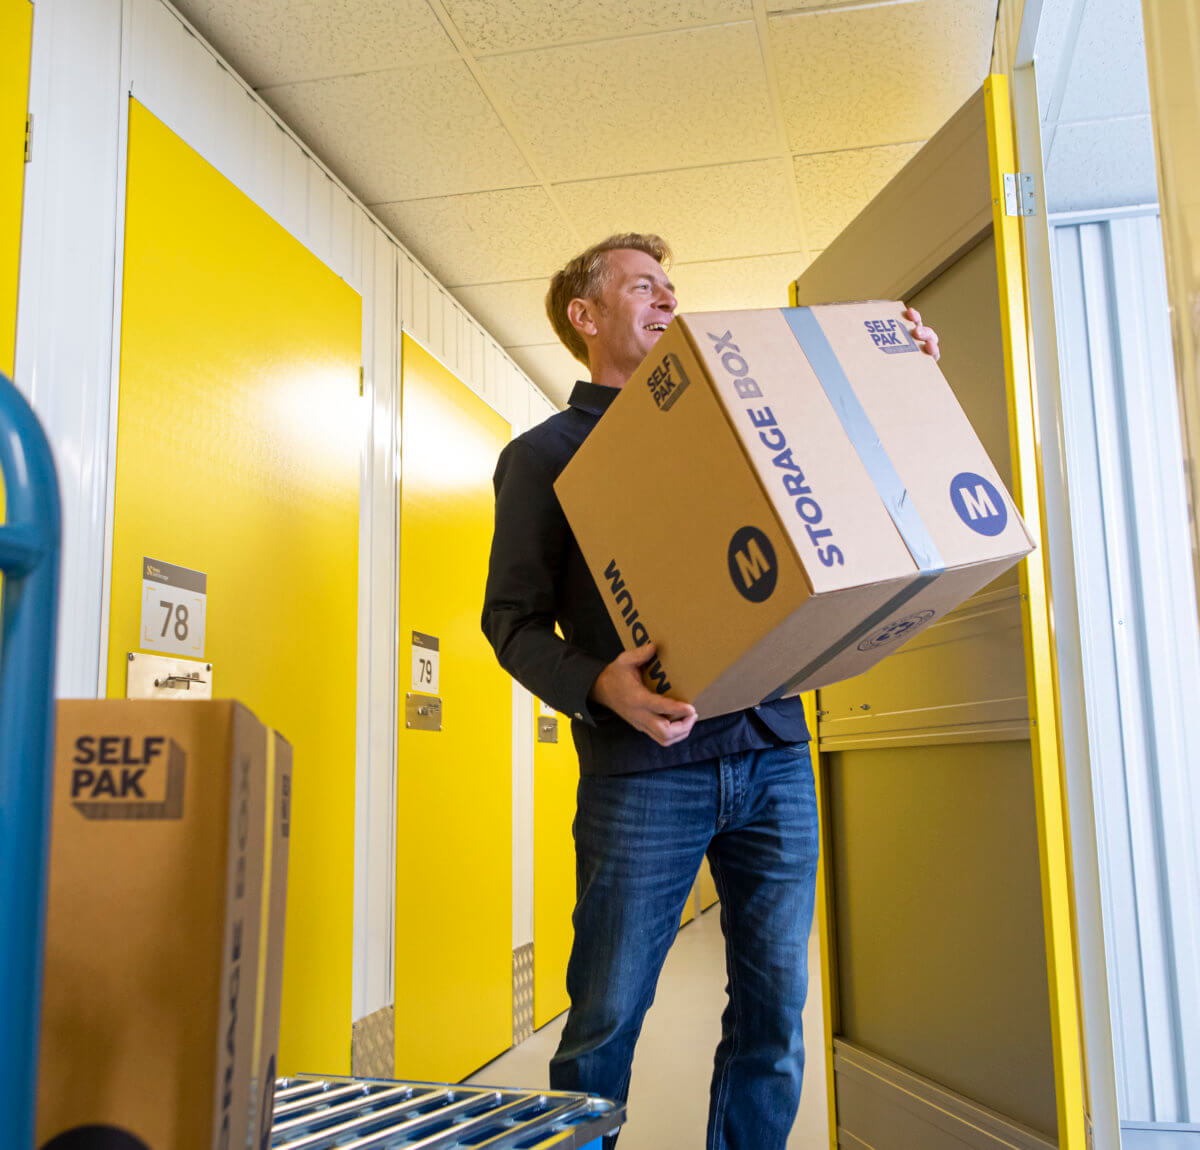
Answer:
[{"xmin": 905, "ymin": 307, "xmax": 940, "ymax": 361}]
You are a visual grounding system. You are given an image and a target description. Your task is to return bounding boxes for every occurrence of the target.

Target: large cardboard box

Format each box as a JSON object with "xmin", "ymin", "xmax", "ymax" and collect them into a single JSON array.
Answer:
[
  {"xmin": 555, "ymin": 303, "xmax": 1035, "ymax": 718},
  {"xmin": 37, "ymin": 700, "xmax": 269, "ymax": 1150}
]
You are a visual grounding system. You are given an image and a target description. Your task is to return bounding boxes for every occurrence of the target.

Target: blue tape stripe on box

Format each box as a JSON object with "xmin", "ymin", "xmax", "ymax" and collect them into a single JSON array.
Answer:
[
  {"xmin": 760, "ymin": 308, "xmax": 946, "ymax": 702},
  {"xmin": 760, "ymin": 571, "xmax": 940, "ymax": 703},
  {"xmin": 782, "ymin": 307, "xmax": 944, "ymax": 571}
]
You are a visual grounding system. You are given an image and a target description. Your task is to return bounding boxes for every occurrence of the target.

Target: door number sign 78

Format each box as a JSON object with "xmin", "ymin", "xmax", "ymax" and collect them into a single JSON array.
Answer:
[
  {"xmin": 160, "ymin": 599, "xmax": 191, "ymax": 642},
  {"xmin": 140, "ymin": 557, "xmax": 206, "ymax": 658}
]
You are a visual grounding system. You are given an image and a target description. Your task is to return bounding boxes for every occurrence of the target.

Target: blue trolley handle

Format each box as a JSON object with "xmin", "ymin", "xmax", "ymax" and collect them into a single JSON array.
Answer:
[{"xmin": 0, "ymin": 372, "xmax": 62, "ymax": 1149}]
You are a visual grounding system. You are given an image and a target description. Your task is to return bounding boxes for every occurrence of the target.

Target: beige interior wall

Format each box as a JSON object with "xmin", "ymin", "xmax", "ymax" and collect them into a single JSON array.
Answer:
[{"xmin": 819, "ymin": 235, "xmax": 1057, "ymax": 1139}]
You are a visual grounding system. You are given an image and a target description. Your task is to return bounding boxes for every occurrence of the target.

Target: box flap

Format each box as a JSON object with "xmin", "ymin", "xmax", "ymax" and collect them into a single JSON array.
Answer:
[{"xmin": 805, "ymin": 301, "xmax": 1035, "ymax": 566}]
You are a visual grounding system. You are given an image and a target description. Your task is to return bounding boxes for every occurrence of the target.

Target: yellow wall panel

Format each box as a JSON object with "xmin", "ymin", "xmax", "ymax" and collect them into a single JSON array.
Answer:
[
  {"xmin": 110, "ymin": 100, "xmax": 362, "ymax": 1075},
  {"xmin": 394, "ymin": 335, "xmax": 512, "ymax": 1082},
  {"xmin": 532, "ymin": 701, "xmax": 576, "ymax": 1030},
  {"xmin": 696, "ymin": 856, "xmax": 718, "ymax": 911},
  {"xmin": 0, "ymin": 0, "xmax": 31, "ymax": 378}
]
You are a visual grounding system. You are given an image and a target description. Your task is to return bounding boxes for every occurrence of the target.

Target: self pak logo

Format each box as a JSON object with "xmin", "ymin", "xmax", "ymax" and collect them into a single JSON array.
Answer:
[
  {"xmin": 857, "ymin": 610, "xmax": 936, "ymax": 652},
  {"xmin": 727, "ymin": 526, "xmax": 778, "ymax": 603},
  {"xmin": 864, "ymin": 318, "xmax": 917, "ymax": 354},
  {"xmin": 70, "ymin": 735, "xmax": 186, "ymax": 820},
  {"xmin": 950, "ymin": 472, "xmax": 1007, "ymax": 536},
  {"xmin": 646, "ymin": 352, "xmax": 690, "ymax": 411}
]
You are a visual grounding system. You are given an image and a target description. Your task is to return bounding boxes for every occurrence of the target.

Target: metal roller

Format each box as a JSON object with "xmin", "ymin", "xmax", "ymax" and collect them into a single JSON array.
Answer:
[{"xmin": 268, "ymin": 1076, "xmax": 623, "ymax": 1149}]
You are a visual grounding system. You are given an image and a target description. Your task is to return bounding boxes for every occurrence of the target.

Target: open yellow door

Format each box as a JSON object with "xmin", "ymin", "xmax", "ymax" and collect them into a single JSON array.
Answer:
[
  {"xmin": 1, "ymin": 0, "xmax": 31, "ymax": 378},
  {"xmin": 393, "ymin": 335, "xmax": 513, "ymax": 1082},
  {"xmin": 791, "ymin": 75, "xmax": 1085, "ymax": 1150}
]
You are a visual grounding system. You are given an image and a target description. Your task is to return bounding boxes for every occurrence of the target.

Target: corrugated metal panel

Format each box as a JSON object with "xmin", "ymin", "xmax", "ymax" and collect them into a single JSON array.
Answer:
[{"xmin": 1051, "ymin": 210, "xmax": 1200, "ymax": 1124}]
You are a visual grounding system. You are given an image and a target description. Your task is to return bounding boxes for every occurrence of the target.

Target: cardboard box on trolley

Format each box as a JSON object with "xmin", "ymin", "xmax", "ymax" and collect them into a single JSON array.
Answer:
[
  {"xmin": 554, "ymin": 302, "xmax": 1035, "ymax": 719},
  {"xmin": 36, "ymin": 700, "xmax": 290, "ymax": 1150}
]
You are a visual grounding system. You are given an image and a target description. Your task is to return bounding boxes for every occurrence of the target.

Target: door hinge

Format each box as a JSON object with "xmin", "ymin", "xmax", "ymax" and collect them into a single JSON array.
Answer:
[
  {"xmin": 1003, "ymin": 171, "xmax": 1036, "ymax": 217},
  {"xmin": 358, "ymin": 366, "xmax": 364, "ymax": 397},
  {"xmin": 24, "ymin": 114, "xmax": 33, "ymax": 163}
]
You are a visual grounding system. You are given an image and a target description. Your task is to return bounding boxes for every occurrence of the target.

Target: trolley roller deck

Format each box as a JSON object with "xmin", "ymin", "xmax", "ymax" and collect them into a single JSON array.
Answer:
[{"xmin": 268, "ymin": 1075, "xmax": 623, "ymax": 1149}]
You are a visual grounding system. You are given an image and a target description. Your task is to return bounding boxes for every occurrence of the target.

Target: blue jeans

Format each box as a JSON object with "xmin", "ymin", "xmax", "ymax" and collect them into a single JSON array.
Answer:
[{"xmin": 549, "ymin": 744, "xmax": 820, "ymax": 1150}]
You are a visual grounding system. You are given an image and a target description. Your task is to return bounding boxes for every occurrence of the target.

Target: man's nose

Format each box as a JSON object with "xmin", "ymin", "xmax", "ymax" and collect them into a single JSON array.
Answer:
[{"xmin": 655, "ymin": 285, "xmax": 676, "ymax": 311}]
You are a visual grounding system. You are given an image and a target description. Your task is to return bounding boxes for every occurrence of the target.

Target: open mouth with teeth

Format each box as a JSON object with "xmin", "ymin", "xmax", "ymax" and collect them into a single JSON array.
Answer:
[{"xmin": 644, "ymin": 323, "xmax": 669, "ymax": 332}]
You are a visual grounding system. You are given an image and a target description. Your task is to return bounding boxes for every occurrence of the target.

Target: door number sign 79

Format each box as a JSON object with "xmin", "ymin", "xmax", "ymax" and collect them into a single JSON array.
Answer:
[
  {"xmin": 140, "ymin": 557, "xmax": 206, "ymax": 658},
  {"xmin": 412, "ymin": 631, "xmax": 440, "ymax": 693}
]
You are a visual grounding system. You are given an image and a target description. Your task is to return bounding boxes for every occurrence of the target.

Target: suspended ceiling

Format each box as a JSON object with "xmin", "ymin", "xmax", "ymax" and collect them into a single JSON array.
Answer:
[
  {"xmin": 1033, "ymin": 0, "xmax": 1157, "ymax": 215},
  {"xmin": 171, "ymin": 0, "xmax": 1000, "ymax": 407}
]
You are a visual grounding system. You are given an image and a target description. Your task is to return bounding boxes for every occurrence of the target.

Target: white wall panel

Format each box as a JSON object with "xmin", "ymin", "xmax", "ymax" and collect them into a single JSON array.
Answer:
[
  {"xmin": 23, "ymin": 0, "xmax": 556, "ymax": 1024},
  {"xmin": 16, "ymin": 0, "xmax": 125, "ymax": 698}
]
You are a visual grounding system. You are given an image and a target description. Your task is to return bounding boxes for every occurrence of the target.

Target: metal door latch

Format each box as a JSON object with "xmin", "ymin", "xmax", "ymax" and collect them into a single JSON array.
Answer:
[
  {"xmin": 406, "ymin": 693, "xmax": 443, "ymax": 732},
  {"xmin": 126, "ymin": 652, "xmax": 214, "ymax": 700},
  {"xmin": 154, "ymin": 671, "xmax": 207, "ymax": 690}
]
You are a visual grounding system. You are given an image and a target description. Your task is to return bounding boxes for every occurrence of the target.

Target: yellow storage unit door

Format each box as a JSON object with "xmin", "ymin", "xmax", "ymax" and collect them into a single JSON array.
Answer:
[
  {"xmin": 0, "ymin": 0, "xmax": 31, "ymax": 378},
  {"xmin": 533, "ymin": 697, "xmax": 575, "ymax": 1030},
  {"xmin": 111, "ymin": 100, "xmax": 362, "ymax": 1075},
  {"xmin": 394, "ymin": 335, "xmax": 512, "ymax": 1082}
]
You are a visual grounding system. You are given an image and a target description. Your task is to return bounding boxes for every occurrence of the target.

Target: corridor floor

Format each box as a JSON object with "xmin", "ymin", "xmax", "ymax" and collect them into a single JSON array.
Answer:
[{"xmin": 467, "ymin": 906, "xmax": 829, "ymax": 1148}]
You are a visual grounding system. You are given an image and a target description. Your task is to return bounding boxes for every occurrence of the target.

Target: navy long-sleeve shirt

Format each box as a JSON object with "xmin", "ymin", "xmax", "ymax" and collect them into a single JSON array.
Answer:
[{"xmin": 481, "ymin": 379, "xmax": 810, "ymax": 776}]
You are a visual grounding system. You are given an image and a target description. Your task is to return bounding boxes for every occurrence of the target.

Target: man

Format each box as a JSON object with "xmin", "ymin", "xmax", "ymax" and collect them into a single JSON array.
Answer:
[{"xmin": 482, "ymin": 234, "xmax": 939, "ymax": 1149}]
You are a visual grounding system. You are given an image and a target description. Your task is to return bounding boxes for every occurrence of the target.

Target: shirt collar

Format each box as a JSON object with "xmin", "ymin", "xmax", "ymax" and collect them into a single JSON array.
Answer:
[{"xmin": 568, "ymin": 379, "xmax": 620, "ymax": 417}]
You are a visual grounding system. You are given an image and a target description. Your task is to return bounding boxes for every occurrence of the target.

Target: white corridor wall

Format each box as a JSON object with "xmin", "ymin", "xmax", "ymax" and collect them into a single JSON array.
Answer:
[{"xmin": 15, "ymin": 0, "xmax": 555, "ymax": 1026}]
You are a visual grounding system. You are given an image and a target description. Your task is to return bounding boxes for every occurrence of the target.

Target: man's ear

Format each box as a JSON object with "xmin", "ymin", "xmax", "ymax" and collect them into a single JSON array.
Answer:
[{"xmin": 567, "ymin": 296, "xmax": 599, "ymax": 340}]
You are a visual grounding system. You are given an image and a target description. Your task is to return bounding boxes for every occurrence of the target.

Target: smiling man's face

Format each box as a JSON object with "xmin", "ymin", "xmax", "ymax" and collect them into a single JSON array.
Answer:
[{"xmin": 587, "ymin": 247, "xmax": 678, "ymax": 383}]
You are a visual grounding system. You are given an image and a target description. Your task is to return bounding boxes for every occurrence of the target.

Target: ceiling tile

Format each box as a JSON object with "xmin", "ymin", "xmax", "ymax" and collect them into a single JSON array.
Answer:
[
  {"xmin": 1044, "ymin": 116, "xmax": 1158, "ymax": 214},
  {"xmin": 506, "ymin": 343, "xmax": 585, "ymax": 408},
  {"xmin": 454, "ymin": 250, "xmax": 820, "ymax": 362},
  {"xmin": 259, "ymin": 61, "xmax": 534, "ymax": 203},
  {"xmin": 172, "ymin": 0, "xmax": 457, "ymax": 87},
  {"xmin": 553, "ymin": 160, "xmax": 803, "ymax": 263},
  {"xmin": 452, "ymin": 279, "xmax": 558, "ymax": 348},
  {"xmin": 670, "ymin": 251, "xmax": 814, "ymax": 311},
  {"xmin": 1058, "ymin": 0, "xmax": 1151, "ymax": 123},
  {"xmin": 444, "ymin": 0, "xmax": 752, "ymax": 55},
  {"xmin": 480, "ymin": 23, "xmax": 778, "ymax": 182},
  {"xmin": 374, "ymin": 188, "xmax": 580, "ymax": 286},
  {"xmin": 792, "ymin": 141, "xmax": 922, "ymax": 248},
  {"xmin": 769, "ymin": 0, "xmax": 995, "ymax": 154}
]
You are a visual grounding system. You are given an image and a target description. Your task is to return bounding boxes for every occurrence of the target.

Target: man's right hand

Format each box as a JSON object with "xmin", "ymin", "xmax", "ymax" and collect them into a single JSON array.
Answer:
[{"xmin": 589, "ymin": 644, "xmax": 698, "ymax": 747}]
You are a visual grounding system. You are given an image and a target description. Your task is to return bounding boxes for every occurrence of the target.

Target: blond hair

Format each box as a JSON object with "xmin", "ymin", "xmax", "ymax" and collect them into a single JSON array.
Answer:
[{"xmin": 546, "ymin": 233, "xmax": 672, "ymax": 366}]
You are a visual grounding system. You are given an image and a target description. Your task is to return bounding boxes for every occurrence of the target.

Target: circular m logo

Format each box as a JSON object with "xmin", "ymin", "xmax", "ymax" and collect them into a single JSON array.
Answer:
[
  {"xmin": 950, "ymin": 472, "xmax": 1007, "ymax": 537},
  {"xmin": 727, "ymin": 526, "xmax": 777, "ymax": 603},
  {"xmin": 857, "ymin": 610, "xmax": 936, "ymax": 651}
]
